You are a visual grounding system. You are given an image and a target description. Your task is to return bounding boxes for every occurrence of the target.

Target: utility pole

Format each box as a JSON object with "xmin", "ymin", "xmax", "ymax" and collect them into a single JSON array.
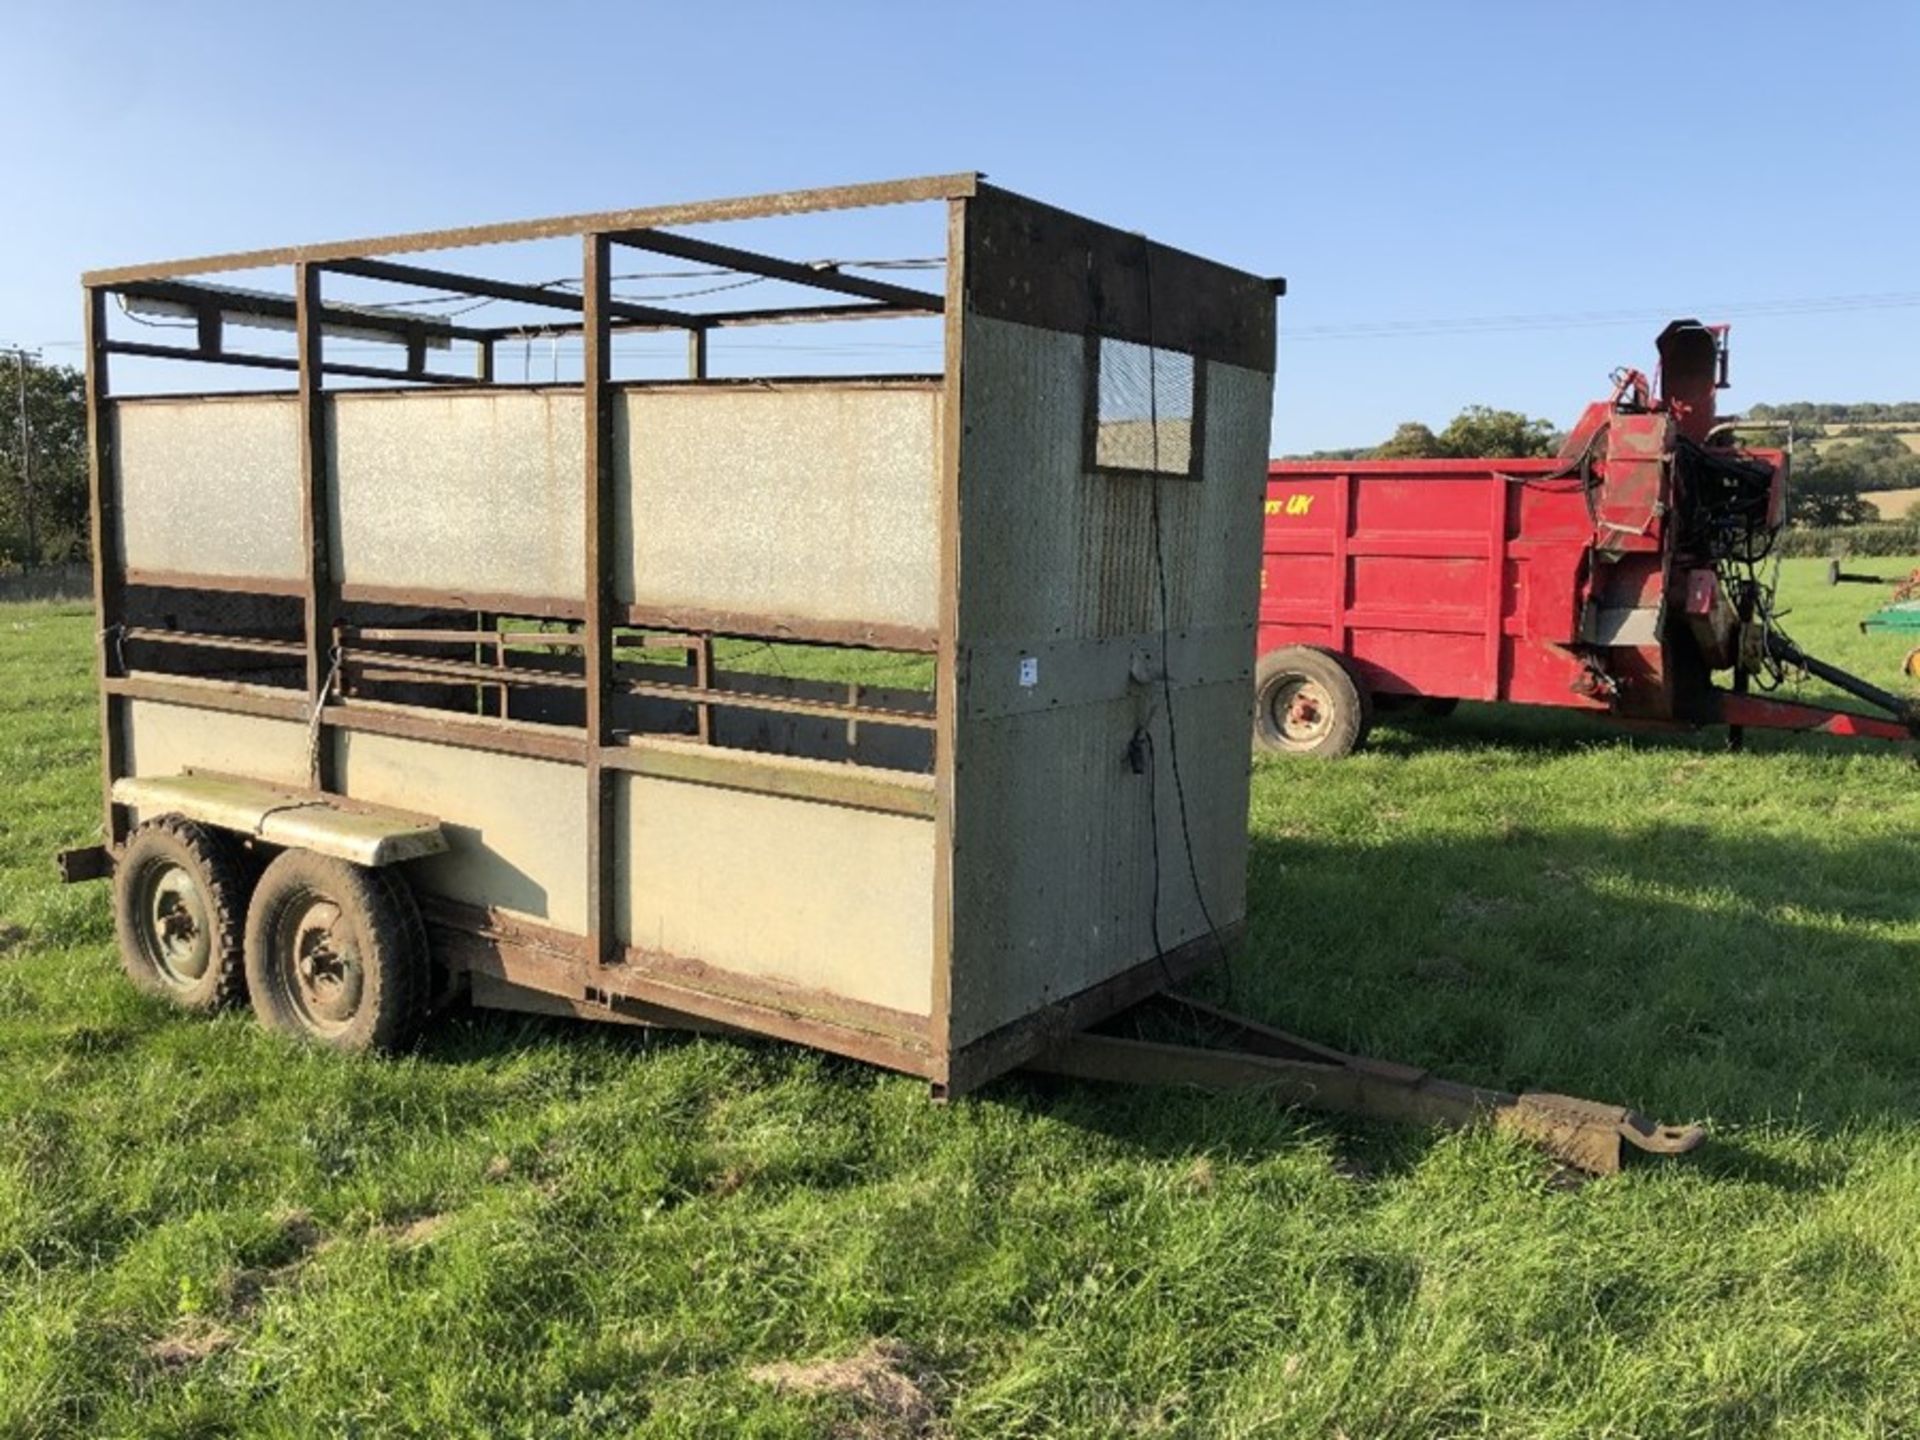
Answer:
[{"xmin": 3, "ymin": 346, "xmax": 35, "ymax": 569}]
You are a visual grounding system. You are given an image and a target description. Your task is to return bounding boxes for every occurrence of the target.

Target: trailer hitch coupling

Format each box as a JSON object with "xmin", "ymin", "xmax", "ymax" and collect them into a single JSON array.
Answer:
[{"xmin": 1497, "ymin": 1093, "xmax": 1705, "ymax": 1176}]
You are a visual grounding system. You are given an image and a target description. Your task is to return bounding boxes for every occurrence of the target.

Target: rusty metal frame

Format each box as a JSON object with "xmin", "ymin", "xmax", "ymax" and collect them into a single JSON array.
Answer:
[
  {"xmin": 85, "ymin": 177, "xmax": 971, "ymax": 394},
  {"xmin": 127, "ymin": 568, "xmax": 308, "ymax": 598},
  {"xmin": 295, "ymin": 263, "xmax": 338, "ymax": 790},
  {"xmin": 83, "ymin": 174, "xmax": 980, "ymax": 287},
  {"xmin": 617, "ymin": 674, "xmax": 936, "ymax": 730},
  {"xmin": 424, "ymin": 897, "xmax": 937, "ymax": 1077},
  {"xmin": 582, "ymin": 230, "xmax": 619, "ymax": 971},
  {"xmin": 79, "ymin": 179, "xmax": 986, "ymax": 1056},
  {"xmin": 83, "ymin": 287, "xmax": 127, "ymax": 847},
  {"xmin": 488, "ymin": 299, "xmax": 943, "ymax": 346},
  {"xmin": 323, "ymin": 255, "xmax": 701, "ymax": 332},
  {"xmin": 121, "ymin": 627, "xmax": 304, "ymax": 659},
  {"xmin": 607, "ymin": 226, "xmax": 944, "ymax": 313},
  {"xmin": 102, "ymin": 338, "xmax": 475, "ymax": 387},
  {"xmin": 112, "ymin": 277, "xmax": 495, "ymax": 347},
  {"xmin": 1030, "ymin": 994, "xmax": 1704, "ymax": 1177},
  {"xmin": 929, "ymin": 197, "xmax": 967, "ymax": 1084}
]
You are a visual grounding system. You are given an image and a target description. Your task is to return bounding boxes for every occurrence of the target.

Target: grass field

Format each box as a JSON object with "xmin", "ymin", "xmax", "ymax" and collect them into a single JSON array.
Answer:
[{"xmin": 4, "ymin": 559, "xmax": 1920, "ymax": 1437}]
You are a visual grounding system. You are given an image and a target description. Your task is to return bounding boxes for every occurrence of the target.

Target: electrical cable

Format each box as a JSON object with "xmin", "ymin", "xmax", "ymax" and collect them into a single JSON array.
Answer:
[
  {"xmin": 1138, "ymin": 238, "xmax": 1237, "ymax": 1004},
  {"xmin": 1287, "ymin": 290, "xmax": 1920, "ymax": 343}
]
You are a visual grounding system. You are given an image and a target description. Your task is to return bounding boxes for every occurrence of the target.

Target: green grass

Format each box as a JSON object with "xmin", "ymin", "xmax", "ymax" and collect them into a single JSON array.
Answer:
[{"xmin": 4, "ymin": 559, "xmax": 1920, "ymax": 1437}]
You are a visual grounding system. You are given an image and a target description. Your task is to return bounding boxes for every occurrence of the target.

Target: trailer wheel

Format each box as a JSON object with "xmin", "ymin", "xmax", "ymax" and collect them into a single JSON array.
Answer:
[
  {"xmin": 114, "ymin": 815, "xmax": 249, "ymax": 1011},
  {"xmin": 245, "ymin": 850, "xmax": 428, "ymax": 1054},
  {"xmin": 1254, "ymin": 646, "xmax": 1370, "ymax": 757}
]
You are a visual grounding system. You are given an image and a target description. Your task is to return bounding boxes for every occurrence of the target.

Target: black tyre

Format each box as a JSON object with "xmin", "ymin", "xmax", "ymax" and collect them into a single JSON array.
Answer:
[
  {"xmin": 245, "ymin": 849, "xmax": 428, "ymax": 1054},
  {"xmin": 114, "ymin": 815, "xmax": 249, "ymax": 1011},
  {"xmin": 1254, "ymin": 645, "xmax": 1371, "ymax": 758}
]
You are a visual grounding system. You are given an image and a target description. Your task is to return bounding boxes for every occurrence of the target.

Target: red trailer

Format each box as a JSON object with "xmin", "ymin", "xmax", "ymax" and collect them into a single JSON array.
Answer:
[{"xmin": 1256, "ymin": 321, "xmax": 1920, "ymax": 756}]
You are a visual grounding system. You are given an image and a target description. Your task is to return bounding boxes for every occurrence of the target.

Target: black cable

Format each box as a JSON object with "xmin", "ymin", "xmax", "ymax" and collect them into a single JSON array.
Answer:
[
  {"xmin": 1137, "ymin": 728, "xmax": 1175, "ymax": 993},
  {"xmin": 1139, "ymin": 239, "xmax": 1236, "ymax": 1004}
]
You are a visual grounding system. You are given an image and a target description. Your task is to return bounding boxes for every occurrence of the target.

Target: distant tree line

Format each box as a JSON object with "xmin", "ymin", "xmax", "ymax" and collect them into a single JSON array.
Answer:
[
  {"xmin": 1747, "ymin": 401, "xmax": 1920, "ymax": 425},
  {"xmin": 0, "ymin": 355, "xmax": 88, "ymax": 570},
  {"xmin": 1732, "ymin": 420, "xmax": 1920, "ymax": 527},
  {"xmin": 1291, "ymin": 406, "xmax": 1560, "ymax": 464}
]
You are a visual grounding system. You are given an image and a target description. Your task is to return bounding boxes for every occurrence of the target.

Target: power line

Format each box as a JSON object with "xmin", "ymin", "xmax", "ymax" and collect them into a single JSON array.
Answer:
[
  {"xmin": 20, "ymin": 285, "xmax": 1920, "ymax": 358},
  {"xmin": 1287, "ymin": 291, "xmax": 1920, "ymax": 342}
]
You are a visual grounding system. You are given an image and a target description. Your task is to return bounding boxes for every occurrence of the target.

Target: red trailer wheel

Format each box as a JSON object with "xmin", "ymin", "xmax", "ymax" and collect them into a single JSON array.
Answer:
[{"xmin": 1254, "ymin": 646, "xmax": 1371, "ymax": 758}]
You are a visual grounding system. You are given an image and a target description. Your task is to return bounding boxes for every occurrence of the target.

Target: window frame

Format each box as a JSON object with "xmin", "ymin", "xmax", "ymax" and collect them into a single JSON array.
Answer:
[{"xmin": 1083, "ymin": 332, "xmax": 1207, "ymax": 482}]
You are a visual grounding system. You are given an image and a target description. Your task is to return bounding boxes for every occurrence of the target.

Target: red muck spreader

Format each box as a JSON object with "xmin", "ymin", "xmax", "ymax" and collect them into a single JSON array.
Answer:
[{"xmin": 1256, "ymin": 321, "xmax": 1920, "ymax": 756}]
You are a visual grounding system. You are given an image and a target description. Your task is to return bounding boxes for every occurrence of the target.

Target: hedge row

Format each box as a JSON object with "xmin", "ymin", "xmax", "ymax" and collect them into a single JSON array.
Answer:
[{"xmin": 1775, "ymin": 522, "xmax": 1920, "ymax": 558}]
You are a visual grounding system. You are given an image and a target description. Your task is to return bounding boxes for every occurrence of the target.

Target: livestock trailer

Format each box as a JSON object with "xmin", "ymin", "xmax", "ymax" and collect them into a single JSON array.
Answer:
[
  {"xmin": 60, "ymin": 175, "xmax": 1282, "ymax": 1094},
  {"xmin": 1255, "ymin": 322, "xmax": 1920, "ymax": 756},
  {"xmin": 54, "ymin": 177, "xmax": 1699, "ymax": 1173}
]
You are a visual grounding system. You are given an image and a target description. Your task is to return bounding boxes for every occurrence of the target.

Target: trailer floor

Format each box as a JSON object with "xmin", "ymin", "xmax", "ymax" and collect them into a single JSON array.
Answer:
[{"xmin": 4, "ymin": 557, "xmax": 1920, "ymax": 1437}]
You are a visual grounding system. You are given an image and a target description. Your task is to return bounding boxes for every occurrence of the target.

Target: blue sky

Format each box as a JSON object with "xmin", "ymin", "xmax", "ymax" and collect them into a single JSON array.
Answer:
[{"xmin": 3, "ymin": 0, "xmax": 1915, "ymax": 451}]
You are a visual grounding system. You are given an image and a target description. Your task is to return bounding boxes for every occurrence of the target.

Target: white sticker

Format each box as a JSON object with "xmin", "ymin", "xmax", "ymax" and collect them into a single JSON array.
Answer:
[{"xmin": 1018, "ymin": 655, "xmax": 1039, "ymax": 688}]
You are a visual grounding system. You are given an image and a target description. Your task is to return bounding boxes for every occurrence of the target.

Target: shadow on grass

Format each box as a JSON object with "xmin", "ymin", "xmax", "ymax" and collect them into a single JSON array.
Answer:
[
  {"xmin": 398, "ymin": 765, "xmax": 1917, "ymax": 1190},
  {"xmin": 1370, "ymin": 700, "xmax": 1913, "ymax": 761},
  {"xmin": 1223, "ymin": 819, "xmax": 1920, "ymax": 1136},
  {"xmin": 981, "ymin": 795, "xmax": 1915, "ymax": 1184}
]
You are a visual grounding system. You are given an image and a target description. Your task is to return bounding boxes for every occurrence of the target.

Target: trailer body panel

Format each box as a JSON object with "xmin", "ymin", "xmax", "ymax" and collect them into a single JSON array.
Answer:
[{"xmin": 1261, "ymin": 459, "xmax": 1607, "ymax": 710}]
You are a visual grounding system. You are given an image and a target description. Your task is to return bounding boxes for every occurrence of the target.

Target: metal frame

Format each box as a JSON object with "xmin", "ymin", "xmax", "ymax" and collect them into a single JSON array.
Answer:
[{"xmin": 81, "ymin": 173, "xmax": 983, "ymax": 1071}]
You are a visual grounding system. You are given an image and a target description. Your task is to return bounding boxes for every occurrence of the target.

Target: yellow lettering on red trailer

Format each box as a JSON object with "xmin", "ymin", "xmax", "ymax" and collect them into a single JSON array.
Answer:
[{"xmin": 1286, "ymin": 493, "xmax": 1315, "ymax": 517}]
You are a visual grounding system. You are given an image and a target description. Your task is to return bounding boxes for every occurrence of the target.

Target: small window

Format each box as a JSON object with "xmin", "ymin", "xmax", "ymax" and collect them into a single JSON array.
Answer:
[{"xmin": 1093, "ymin": 337, "xmax": 1196, "ymax": 476}]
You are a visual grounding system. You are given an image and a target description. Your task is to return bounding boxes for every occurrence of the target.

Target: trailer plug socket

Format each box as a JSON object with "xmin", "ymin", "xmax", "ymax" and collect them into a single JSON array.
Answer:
[{"xmin": 1127, "ymin": 726, "xmax": 1152, "ymax": 776}]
